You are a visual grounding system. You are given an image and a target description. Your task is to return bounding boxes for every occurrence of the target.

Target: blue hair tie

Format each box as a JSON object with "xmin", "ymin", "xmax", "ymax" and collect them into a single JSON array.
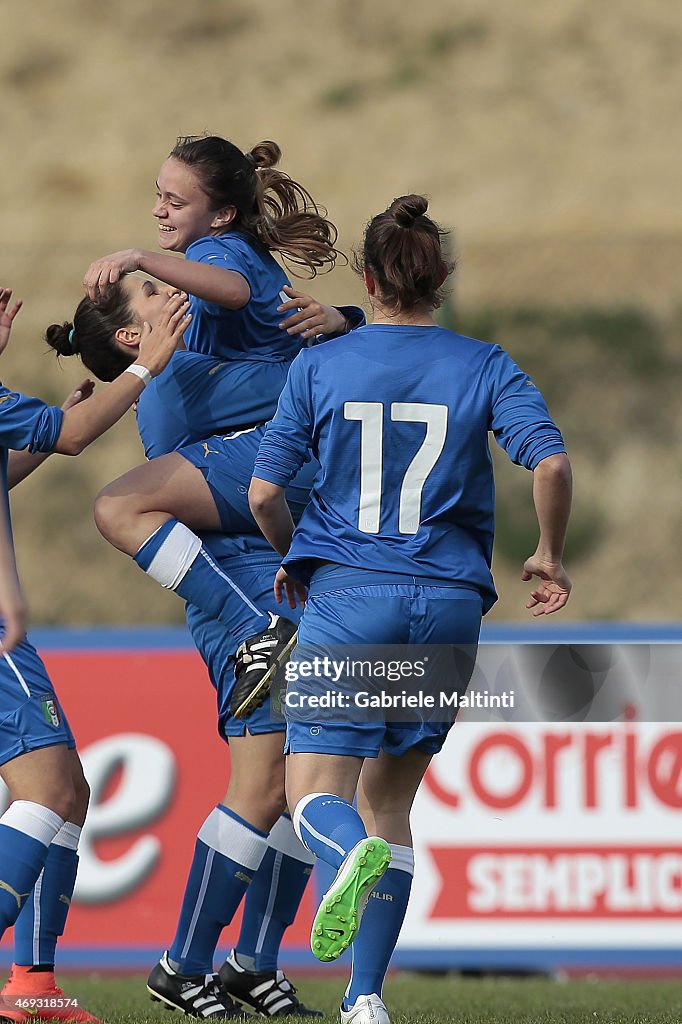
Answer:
[{"xmin": 68, "ymin": 327, "xmax": 76, "ymax": 347}]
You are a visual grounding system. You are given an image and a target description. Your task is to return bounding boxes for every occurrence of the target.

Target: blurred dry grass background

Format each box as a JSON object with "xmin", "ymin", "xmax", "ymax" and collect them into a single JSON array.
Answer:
[{"xmin": 0, "ymin": 0, "xmax": 680, "ymax": 625}]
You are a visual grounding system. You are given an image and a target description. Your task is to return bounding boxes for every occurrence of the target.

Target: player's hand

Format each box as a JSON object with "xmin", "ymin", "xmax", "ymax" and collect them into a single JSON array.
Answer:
[
  {"xmin": 83, "ymin": 249, "xmax": 143, "ymax": 302},
  {"xmin": 61, "ymin": 378, "xmax": 96, "ymax": 411},
  {"xmin": 0, "ymin": 288, "xmax": 23, "ymax": 356},
  {"xmin": 278, "ymin": 285, "xmax": 347, "ymax": 340},
  {"xmin": 136, "ymin": 292, "xmax": 191, "ymax": 377},
  {"xmin": 522, "ymin": 555, "xmax": 572, "ymax": 616},
  {"xmin": 274, "ymin": 566, "xmax": 307, "ymax": 609}
]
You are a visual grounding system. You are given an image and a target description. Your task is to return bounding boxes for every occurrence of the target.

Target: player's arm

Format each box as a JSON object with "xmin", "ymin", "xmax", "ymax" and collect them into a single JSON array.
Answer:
[
  {"xmin": 0, "ymin": 500, "xmax": 26, "ymax": 653},
  {"xmin": 7, "ymin": 379, "xmax": 95, "ymax": 488},
  {"xmin": 0, "ymin": 293, "xmax": 189, "ymax": 462},
  {"xmin": 523, "ymin": 454, "xmax": 572, "ymax": 616},
  {"xmin": 83, "ymin": 249, "xmax": 250, "ymax": 309},
  {"xmin": 486, "ymin": 346, "xmax": 572, "ymax": 615},
  {"xmin": 247, "ymin": 482, "xmax": 307, "ymax": 609},
  {"xmin": 248, "ymin": 479, "xmax": 294, "ymax": 557}
]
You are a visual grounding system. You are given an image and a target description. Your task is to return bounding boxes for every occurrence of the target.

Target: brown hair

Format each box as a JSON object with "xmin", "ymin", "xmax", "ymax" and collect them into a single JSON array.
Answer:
[
  {"xmin": 45, "ymin": 285, "xmax": 137, "ymax": 382},
  {"xmin": 170, "ymin": 135, "xmax": 341, "ymax": 276},
  {"xmin": 353, "ymin": 194, "xmax": 453, "ymax": 310}
]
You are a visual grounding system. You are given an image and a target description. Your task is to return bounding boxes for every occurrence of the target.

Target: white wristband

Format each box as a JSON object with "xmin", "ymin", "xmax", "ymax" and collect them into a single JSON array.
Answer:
[{"xmin": 124, "ymin": 364, "xmax": 152, "ymax": 388}]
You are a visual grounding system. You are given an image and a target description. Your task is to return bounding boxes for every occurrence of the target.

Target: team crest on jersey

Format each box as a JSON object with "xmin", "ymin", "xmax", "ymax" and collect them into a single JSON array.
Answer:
[{"xmin": 39, "ymin": 695, "xmax": 61, "ymax": 728}]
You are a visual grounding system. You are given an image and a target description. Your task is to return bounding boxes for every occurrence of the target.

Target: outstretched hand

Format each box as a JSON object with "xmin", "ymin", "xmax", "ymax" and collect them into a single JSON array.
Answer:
[
  {"xmin": 0, "ymin": 288, "xmax": 23, "ymax": 356},
  {"xmin": 522, "ymin": 555, "xmax": 572, "ymax": 616},
  {"xmin": 278, "ymin": 285, "xmax": 348, "ymax": 340},
  {"xmin": 83, "ymin": 250, "xmax": 141, "ymax": 302},
  {"xmin": 274, "ymin": 566, "xmax": 308, "ymax": 609}
]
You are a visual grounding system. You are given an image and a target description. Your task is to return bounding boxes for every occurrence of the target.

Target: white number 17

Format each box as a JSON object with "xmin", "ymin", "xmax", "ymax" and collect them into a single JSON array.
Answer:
[{"xmin": 343, "ymin": 401, "xmax": 448, "ymax": 535}]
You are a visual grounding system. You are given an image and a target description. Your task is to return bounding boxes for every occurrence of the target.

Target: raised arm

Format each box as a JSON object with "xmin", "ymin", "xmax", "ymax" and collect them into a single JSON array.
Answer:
[{"xmin": 83, "ymin": 249, "xmax": 250, "ymax": 309}]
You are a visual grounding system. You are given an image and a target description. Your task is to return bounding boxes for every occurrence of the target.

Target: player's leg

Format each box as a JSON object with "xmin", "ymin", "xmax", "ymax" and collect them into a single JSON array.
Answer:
[
  {"xmin": 11, "ymin": 749, "xmax": 88, "ymax": 971},
  {"xmin": 221, "ymin": 812, "xmax": 321, "ymax": 1017},
  {"xmin": 0, "ymin": 645, "xmax": 78, "ymax": 954},
  {"xmin": 152, "ymin": 732, "xmax": 285, "ymax": 974},
  {"xmin": 338, "ymin": 749, "xmax": 430, "ymax": 1016},
  {"xmin": 0, "ymin": 742, "xmax": 73, "ymax": 1024},
  {"xmin": 95, "ymin": 450, "xmax": 296, "ymax": 713},
  {"xmin": 4, "ymin": 752, "xmax": 101, "ymax": 1024},
  {"xmin": 147, "ymin": 732, "xmax": 283, "ymax": 1018},
  {"xmin": 0, "ymin": 746, "xmax": 72, "ymax": 937},
  {"xmin": 194, "ymin": 552, "xmax": 321, "ymax": 1016},
  {"xmin": 148, "ymin": 565, "xmax": 318, "ymax": 1018},
  {"xmin": 285, "ymin": 582, "xmax": 407, "ymax": 966},
  {"xmin": 341, "ymin": 589, "xmax": 482, "ymax": 1021}
]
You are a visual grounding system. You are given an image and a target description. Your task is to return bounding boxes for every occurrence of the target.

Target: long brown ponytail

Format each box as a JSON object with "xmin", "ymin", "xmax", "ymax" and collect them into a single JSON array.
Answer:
[{"xmin": 170, "ymin": 135, "xmax": 340, "ymax": 276}]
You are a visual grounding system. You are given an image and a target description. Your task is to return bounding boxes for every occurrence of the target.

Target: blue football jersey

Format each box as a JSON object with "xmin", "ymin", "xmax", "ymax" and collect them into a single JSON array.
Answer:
[
  {"xmin": 183, "ymin": 231, "xmax": 301, "ymax": 362},
  {"xmin": 253, "ymin": 324, "xmax": 566, "ymax": 612},
  {"xmin": 0, "ymin": 384, "xmax": 63, "ymax": 517},
  {"xmin": 136, "ymin": 350, "xmax": 289, "ymax": 458},
  {"xmin": 137, "ymin": 307, "xmax": 367, "ymax": 459},
  {"xmin": 0, "ymin": 384, "xmax": 63, "ymax": 639}
]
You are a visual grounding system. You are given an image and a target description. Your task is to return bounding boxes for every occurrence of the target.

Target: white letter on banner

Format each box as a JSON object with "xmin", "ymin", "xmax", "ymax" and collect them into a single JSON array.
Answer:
[{"xmin": 75, "ymin": 734, "xmax": 176, "ymax": 903}]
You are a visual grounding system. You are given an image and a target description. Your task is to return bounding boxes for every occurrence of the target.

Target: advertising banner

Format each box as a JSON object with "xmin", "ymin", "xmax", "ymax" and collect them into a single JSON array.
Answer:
[{"xmin": 1, "ymin": 628, "xmax": 680, "ymax": 972}]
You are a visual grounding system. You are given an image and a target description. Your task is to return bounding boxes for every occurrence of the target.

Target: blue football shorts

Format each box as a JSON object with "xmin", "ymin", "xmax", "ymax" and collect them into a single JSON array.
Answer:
[
  {"xmin": 179, "ymin": 431, "xmax": 317, "ymax": 535},
  {"xmin": 0, "ymin": 638, "xmax": 75, "ymax": 766},
  {"xmin": 285, "ymin": 564, "xmax": 482, "ymax": 759}
]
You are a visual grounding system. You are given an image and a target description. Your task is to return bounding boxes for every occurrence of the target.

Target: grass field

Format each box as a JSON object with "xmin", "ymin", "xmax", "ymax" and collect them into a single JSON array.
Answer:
[{"xmin": 34, "ymin": 973, "xmax": 682, "ymax": 1023}]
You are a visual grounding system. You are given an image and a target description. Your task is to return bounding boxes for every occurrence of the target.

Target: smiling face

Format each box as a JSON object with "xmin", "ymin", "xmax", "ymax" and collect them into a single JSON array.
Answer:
[{"xmin": 152, "ymin": 157, "xmax": 234, "ymax": 253}]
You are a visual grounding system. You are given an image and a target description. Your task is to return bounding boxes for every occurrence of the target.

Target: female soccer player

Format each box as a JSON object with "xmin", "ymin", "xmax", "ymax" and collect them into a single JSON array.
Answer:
[
  {"xmin": 248, "ymin": 195, "xmax": 573, "ymax": 1024},
  {"xmin": 49, "ymin": 269, "xmax": 360, "ymax": 718},
  {"xmin": 45, "ymin": 279, "xmax": 360, "ymax": 1018},
  {"xmin": 0, "ymin": 286, "xmax": 190, "ymax": 1024},
  {"xmin": 78, "ymin": 135, "xmax": 344, "ymax": 715}
]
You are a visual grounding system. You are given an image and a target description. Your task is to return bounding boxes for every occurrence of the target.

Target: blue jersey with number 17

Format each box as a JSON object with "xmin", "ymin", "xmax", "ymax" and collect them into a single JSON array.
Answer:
[{"xmin": 252, "ymin": 323, "xmax": 566, "ymax": 613}]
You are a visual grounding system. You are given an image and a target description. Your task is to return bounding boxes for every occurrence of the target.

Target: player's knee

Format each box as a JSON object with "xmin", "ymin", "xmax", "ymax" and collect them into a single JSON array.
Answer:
[
  {"xmin": 238, "ymin": 783, "xmax": 287, "ymax": 832},
  {"xmin": 266, "ymin": 784, "xmax": 288, "ymax": 824},
  {"xmin": 93, "ymin": 488, "xmax": 130, "ymax": 544},
  {"xmin": 41, "ymin": 781, "xmax": 77, "ymax": 823},
  {"xmin": 70, "ymin": 764, "xmax": 91, "ymax": 823},
  {"xmin": 252, "ymin": 784, "xmax": 287, "ymax": 830}
]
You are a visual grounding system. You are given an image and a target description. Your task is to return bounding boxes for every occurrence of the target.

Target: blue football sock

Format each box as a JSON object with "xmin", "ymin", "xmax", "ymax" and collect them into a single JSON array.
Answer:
[
  {"xmin": 0, "ymin": 803, "xmax": 64, "ymax": 942},
  {"xmin": 235, "ymin": 814, "xmax": 314, "ymax": 972},
  {"xmin": 134, "ymin": 520, "xmax": 269, "ymax": 646},
  {"xmin": 13, "ymin": 829, "xmax": 80, "ymax": 966},
  {"xmin": 344, "ymin": 845, "xmax": 414, "ymax": 1008},
  {"xmin": 12, "ymin": 823, "xmax": 80, "ymax": 966},
  {"xmin": 293, "ymin": 793, "xmax": 367, "ymax": 870},
  {"xmin": 168, "ymin": 805, "xmax": 268, "ymax": 976}
]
